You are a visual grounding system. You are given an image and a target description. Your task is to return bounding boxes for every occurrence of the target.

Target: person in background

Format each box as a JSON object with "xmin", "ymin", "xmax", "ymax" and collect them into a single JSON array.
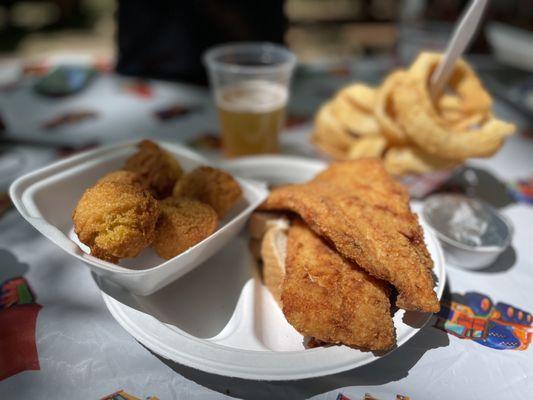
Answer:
[{"xmin": 116, "ymin": 0, "xmax": 287, "ymax": 85}]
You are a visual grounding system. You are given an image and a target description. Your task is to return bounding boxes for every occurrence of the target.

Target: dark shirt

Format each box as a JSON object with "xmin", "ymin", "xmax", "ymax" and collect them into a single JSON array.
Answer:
[{"xmin": 116, "ymin": 0, "xmax": 287, "ymax": 84}]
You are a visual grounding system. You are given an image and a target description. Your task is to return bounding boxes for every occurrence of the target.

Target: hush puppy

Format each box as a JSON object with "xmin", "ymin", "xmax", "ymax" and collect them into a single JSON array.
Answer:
[
  {"xmin": 152, "ymin": 197, "xmax": 218, "ymax": 259},
  {"xmin": 72, "ymin": 179, "xmax": 160, "ymax": 263},
  {"xmin": 124, "ymin": 140, "xmax": 183, "ymax": 198},
  {"xmin": 172, "ymin": 166, "xmax": 242, "ymax": 218}
]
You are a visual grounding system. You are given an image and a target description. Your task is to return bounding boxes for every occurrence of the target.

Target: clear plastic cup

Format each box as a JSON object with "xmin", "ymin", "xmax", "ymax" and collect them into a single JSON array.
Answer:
[{"xmin": 203, "ymin": 42, "xmax": 296, "ymax": 157}]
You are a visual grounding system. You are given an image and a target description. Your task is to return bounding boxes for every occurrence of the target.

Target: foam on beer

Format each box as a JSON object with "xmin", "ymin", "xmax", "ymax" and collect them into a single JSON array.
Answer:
[{"xmin": 216, "ymin": 80, "xmax": 288, "ymax": 114}]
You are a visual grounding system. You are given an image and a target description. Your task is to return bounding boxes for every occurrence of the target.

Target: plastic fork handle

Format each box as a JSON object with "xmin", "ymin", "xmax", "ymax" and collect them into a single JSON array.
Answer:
[{"xmin": 430, "ymin": 0, "xmax": 488, "ymax": 98}]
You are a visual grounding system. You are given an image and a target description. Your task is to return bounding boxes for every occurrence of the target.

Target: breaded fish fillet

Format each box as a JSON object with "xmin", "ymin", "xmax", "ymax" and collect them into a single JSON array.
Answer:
[
  {"xmin": 260, "ymin": 158, "xmax": 439, "ymax": 313},
  {"xmin": 283, "ymin": 220, "xmax": 395, "ymax": 351}
]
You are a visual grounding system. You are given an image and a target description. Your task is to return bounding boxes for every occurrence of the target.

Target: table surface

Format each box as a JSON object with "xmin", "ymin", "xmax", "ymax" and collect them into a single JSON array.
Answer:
[{"xmin": 0, "ymin": 57, "xmax": 532, "ymax": 400}]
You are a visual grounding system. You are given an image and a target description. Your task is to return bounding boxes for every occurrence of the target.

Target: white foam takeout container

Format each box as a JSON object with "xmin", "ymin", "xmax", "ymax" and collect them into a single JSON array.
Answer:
[
  {"xmin": 98, "ymin": 155, "xmax": 447, "ymax": 380},
  {"xmin": 9, "ymin": 140, "xmax": 268, "ymax": 295}
]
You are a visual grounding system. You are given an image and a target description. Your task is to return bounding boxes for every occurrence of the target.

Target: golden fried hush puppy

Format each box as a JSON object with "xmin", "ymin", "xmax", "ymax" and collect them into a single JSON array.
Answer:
[
  {"xmin": 172, "ymin": 166, "xmax": 242, "ymax": 218},
  {"xmin": 72, "ymin": 180, "xmax": 160, "ymax": 263},
  {"xmin": 153, "ymin": 197, "xmax": 218, "ymax": 259},
  {"xmin": 97, "ymin": 170, "xmax": 145, "ymax": 187},
  {"xmin": 124, "ymin": 140, "xmax": 183, "ymax": 198}
]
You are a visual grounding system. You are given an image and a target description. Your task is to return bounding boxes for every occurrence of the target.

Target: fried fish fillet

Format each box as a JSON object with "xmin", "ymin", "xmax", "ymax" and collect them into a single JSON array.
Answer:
[
  {"xmin": 283, "ymin": 220, "xmax": 395, "ymax": 350},
  {"xmin": 260, "ymin": 158, "xmax": 439, "ymax": 313}
]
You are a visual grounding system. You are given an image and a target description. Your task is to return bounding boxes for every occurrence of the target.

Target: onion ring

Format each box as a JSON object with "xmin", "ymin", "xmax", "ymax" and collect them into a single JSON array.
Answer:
[
  {"xmin": 392, "ymin": 79, "xmax": 514, "ymax": 160},
  {"xmin": 383, "ymin": 146, "xmax": 459, "ymax": 176},
  {"xmin": 330, "ymin": 94, "xmax": 381, "ymax": 136},
  {"xmin": 340, "ymin": 83, "xmax": 377, "ymax": 113},
  {"xmin": 407, "ymin": 52, "xmax": 492, "ymax": 114},
  {"xmin": 312, "ymin": 102, "xmax": 355, "ymax": 151},
  {"xmin": 375, "ymin": 71, "xmax": 409, "ymax": 145},
  {"xmin": 347, "ymin": 135, "xmax": 387, "ymax": 159}
]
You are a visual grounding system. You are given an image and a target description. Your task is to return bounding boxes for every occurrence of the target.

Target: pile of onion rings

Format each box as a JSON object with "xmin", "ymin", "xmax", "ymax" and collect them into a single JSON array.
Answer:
[{"xmin": 312, "ymin": 52, "xmax": 515, "ymax": 175}]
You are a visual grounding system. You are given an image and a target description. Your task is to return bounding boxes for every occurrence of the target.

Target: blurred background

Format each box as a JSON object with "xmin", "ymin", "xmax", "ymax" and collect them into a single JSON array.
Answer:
[
  {"xmin": 1, "ymin": 0, "xmax": 532, "ymax": 68},
  {"xmin": 0, "ymin": 0, "xmax": 532, "ymax": 178}
]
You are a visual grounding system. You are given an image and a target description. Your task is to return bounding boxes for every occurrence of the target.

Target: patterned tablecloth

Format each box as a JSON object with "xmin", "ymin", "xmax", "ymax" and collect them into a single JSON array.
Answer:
[{"xmin": 0, "ymin": 57, "xmax": 532, "ymax": 400}]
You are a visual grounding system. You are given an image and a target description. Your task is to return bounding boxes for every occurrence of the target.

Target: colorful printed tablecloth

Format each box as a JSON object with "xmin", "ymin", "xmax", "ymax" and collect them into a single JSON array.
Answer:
[{"xmin": 0, "ymin": 57, "xmax": 532, "ymax": 400}]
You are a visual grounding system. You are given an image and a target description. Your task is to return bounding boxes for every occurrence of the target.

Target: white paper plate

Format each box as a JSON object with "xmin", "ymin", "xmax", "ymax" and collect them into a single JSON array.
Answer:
[{"xmin": 100, "ymin": 155, "xmax": 446, "ymax": 380}]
